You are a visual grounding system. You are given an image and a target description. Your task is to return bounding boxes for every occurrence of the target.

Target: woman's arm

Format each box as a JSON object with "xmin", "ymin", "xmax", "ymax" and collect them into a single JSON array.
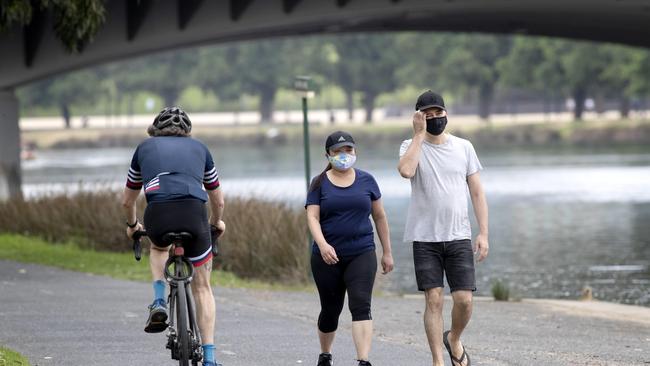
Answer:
[
  {"xmin": 306, "ymin": 205, "xmax": 338, "ymax": 264},
  {"xmin": 371, "ymin": 198, "xmax": 394, "ymax": 274}
]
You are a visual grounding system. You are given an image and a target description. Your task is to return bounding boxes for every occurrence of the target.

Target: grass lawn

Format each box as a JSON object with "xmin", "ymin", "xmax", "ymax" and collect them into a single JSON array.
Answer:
[
  {"xmin": 0, "ymin": 234, "xmax": 311, "ymax": 291},
  {"xmin": 0, "ymin": 347, "xmax": 31, "ymax": 366}
]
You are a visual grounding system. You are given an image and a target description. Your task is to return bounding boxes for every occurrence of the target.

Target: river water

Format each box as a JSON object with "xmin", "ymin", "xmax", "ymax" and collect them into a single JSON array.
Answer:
[{"xmin": 21, "ymin": 142, "xmax": 650, "ymax": 306}]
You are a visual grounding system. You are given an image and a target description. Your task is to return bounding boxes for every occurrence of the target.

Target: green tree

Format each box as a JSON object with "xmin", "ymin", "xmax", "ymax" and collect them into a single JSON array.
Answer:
[
  {"xmin": 0, "ymin": 0, "xmax": 105, "ymax": 52},
  {"xmin": 225, "ymin": 38, "xmax": 319, "ymax": 123},
  {"xmin": 628, "ymin": 51, "xmax": 650, "ymax": 97},
  {"xmin": 440, "ymin": 34, "xmax": 512, "ymax": 120},
  {"xmin": 226, "ymin": 40, "xmax": 287, "ymax": 123},
  {"xmin": 194, "ymin": 46, "xmax": 242, "ymax": 113},
  {"xmin": 324, "ymin": 36, "xmax": 360, "ymax": 121},
  {"xmin": 555, "ymin": 40, "xmax": 610, "ymax": 120},
  {"xmin": 331, "ymin": 34, "xmax": 401, "ymax": 123},
  {"xmin": 18, "ymin": 70, "xmax": 102, "ymax": 128},
  {"xmin": 497, "ymin": 36, "xmax": 565, "ymax": 116},
  {"xmin": 598, "ymin": 45, "xmax": 649, "ymax": 117},
  {"xmin": 124, "ymin": 50, "xmax": 200, "ymax": 107}
]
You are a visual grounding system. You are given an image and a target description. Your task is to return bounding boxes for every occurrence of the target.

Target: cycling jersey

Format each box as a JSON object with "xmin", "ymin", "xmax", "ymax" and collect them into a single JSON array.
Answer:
[{"xmin": 126, "ymin": 137, "xmax": 220, "ymax": 202}]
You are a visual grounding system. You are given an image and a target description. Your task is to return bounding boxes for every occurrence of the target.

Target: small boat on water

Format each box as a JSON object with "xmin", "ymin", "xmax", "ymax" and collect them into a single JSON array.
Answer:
[{"xmin": 21, "ymin": 143, "xmax": 36, "ymax": 160}]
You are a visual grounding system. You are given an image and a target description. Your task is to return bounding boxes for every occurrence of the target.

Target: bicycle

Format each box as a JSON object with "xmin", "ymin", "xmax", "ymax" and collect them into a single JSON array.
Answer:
[{"xmin": 132, "ymin": 230, "xmax": 219, "ymax": 366}]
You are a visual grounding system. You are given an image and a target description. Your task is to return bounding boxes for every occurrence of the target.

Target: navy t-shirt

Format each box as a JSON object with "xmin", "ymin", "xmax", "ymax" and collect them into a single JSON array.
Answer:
[
  {"xmin": 126, "ymin": 137, "xmax": 220, "ymax": 203},
  {"xmin": 305, "ymin": 168, "xmax": 382, "ymax": 257}
]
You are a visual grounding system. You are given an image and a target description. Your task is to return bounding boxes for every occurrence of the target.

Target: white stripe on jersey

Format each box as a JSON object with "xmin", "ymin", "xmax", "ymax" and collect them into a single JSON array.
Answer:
[
  {"xmin": 204, "ymin": 175, "xmax": 219, "ymax": 184},
  {"xmin": 203, "ymin": 167, "xmax": 217, "ymax": 177}
]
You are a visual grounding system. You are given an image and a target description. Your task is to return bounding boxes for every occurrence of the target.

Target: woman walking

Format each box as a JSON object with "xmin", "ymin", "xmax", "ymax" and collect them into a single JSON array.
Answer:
[{"xmin": 306, "ymin": 131, "xmax": 394, "ymax": 366}]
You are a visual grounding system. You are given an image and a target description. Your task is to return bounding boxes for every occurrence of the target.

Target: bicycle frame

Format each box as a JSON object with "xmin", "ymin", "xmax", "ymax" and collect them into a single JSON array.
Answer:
[
  {"xmin": 132, "ymin": 231, "xmax": 203, "ymax": 366},
  {"xmin": 165, "ymin": 244, "xmax": 203, "ymax": 365}
]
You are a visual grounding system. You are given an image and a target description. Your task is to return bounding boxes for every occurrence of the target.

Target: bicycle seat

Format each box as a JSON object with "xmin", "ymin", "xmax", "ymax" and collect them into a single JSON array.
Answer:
[{"xmin": 161, "ymin": 232, "xmax": 194, "ymax": 246}]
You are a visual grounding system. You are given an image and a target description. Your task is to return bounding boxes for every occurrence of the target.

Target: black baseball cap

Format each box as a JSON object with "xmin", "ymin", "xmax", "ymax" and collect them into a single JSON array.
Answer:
[
  {"xmin": 415, "ymin": 90, "xmax": 446, "ymax": 111},
  {"xmin": 325, "ymin": 131, "xmax": 355, "ymax": 151}
]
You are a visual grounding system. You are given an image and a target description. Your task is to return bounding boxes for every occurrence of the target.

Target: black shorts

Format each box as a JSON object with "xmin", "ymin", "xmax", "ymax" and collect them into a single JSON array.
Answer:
[
  {"xmin": 143, "ymin": 198, "xmax": 212, "ymax": 267},
  {"xmin": 413, "ymin": 239, "xmax": 476, "ymax": 292}
]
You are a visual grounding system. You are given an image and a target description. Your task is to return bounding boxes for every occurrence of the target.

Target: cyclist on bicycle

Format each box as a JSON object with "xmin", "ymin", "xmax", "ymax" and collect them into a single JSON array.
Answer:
[{"xmin": 122, "ymin": 107, "xmax": 226, "ymax": 366}]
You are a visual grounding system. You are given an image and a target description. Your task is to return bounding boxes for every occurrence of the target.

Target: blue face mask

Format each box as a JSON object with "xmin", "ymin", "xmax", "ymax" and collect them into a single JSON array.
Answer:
[{"xmin": 328, "ymin": 152, "xmax": 356, "ymax": 170}]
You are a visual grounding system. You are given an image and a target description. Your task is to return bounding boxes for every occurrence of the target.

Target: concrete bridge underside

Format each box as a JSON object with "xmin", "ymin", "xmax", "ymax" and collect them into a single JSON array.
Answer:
[{"xmin": 0, "ymin": 0, "xmax": 648, "ymax": 198}]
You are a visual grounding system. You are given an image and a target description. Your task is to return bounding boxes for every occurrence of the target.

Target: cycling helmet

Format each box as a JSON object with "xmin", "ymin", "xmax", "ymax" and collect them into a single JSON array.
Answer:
[{"xmin": 153, "ymin": 107, "xmax": 192, "ymax": 133}]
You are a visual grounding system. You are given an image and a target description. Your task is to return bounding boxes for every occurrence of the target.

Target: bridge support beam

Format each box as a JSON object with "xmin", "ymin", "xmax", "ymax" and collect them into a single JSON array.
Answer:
[{"xmin": 0, "ymin": 89, "xmax": 22, "ymax": 200}]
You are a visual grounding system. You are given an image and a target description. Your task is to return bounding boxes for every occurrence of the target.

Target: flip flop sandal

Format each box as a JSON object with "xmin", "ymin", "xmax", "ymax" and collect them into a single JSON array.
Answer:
[{"xmin": 443, "ymin": 330, "xmax": 471, "ymax": 366}]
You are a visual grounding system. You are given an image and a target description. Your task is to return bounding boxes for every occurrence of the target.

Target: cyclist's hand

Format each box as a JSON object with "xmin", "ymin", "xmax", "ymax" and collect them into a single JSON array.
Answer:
[
  {"xmin": 126, "ymin": 222, "xmax": 144, "ymax": 239},
  {"xmin": 319, "ymin": 243, "xmax": 339, "ymax": 265},
  {"xmin": 210, "ymin": 220, "xmax": 225, "ymax": 243},
  {"xmin": 214, "ymin": 219, "xmax": 226, "ymax": 236}
]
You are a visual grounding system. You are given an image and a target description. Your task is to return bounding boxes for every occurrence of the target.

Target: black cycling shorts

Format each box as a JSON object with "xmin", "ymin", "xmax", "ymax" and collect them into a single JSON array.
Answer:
[{"xmin": 143, "ymin": 198, "xmax": 212, "ymax": 267}]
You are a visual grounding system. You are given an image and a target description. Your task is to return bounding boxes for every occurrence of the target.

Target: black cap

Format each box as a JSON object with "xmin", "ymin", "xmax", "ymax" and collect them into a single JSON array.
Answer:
[
  {"xmin": 415, "ymin": 90, "xmax": 446, "ymax": 111},
  {"xmin": 325, "ymin": 131, "xmax": 355, "ymax": 151}
]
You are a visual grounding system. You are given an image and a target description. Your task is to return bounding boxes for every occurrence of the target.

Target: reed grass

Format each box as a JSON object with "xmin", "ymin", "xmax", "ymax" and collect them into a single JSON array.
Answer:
[{"xmin": 0, "ymin": 192, "xmax": 309, "ymax": 284}]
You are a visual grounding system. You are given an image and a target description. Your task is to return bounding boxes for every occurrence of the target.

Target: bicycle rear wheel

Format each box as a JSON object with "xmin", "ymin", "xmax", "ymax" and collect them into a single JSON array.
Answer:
[{"xmin": 176, "ymin": 281, "xmax": 190, "ymax": 366}]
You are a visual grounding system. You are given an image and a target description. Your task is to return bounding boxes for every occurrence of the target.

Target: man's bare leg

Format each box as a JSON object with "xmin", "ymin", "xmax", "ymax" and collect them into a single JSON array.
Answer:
[
  {"xmin": 448, "ymin": 290, "xmax": 473, "ymax": 366},
  {"xmin": 424, "ymin": 287, "xmax": 445, "ymax": 366},
  {"xmin": 191, "ymin": 260, "xmax": 216, "ymax": 345}
]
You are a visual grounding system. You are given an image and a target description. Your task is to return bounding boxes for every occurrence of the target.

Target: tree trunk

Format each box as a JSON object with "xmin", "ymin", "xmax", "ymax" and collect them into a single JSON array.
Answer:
[
  {"xmin": 162, "ymin": 90, "xmax": 178, "ymax": 108},
  {"xmin": 620, "ymin": 97, "xmax": 630, "ymax": 118},
  {"xmin": 478, "ymin": 84, "xmax": 494, "ymax": 121},
  {"xmin": 542, "ymin": 92, "xmax": 550, "ymax": 122},
  {"xmin": 105, "ymin": 93, "xmax": 112, "ymax": 126},
  {"xmin": 573, "ymin": 88, "xmax": 586, "ymax": 121},
  {"xmin": 345, "ymin": 89, "xmax": 354, "ymax": 122},
  {"xmin": 595, "ymin": 94, "xmax": 605, "ymax": 115},
  {"xmin": 127, "ymin": 94, "xmax": 134, "ymax": 127},
  {"xmin": 0, "ymin": 89, "xmax": 22, "ymax": 200},
  {"xmin": 362, "ymin": 92, "xmax": 376, "ymax": 124},
  {"xmin": 61, "ymin": 103, "xmax": 71, "ymax": 129},
  {"xmin": 259, "ymin": 88, "xmax": 275, "ymax": 124}
]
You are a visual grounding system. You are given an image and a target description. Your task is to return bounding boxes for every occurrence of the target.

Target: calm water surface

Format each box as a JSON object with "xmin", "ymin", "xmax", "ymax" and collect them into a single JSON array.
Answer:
[{"xmin": 22, "ymin": 142, "xmax": 650, "ymax": 305}]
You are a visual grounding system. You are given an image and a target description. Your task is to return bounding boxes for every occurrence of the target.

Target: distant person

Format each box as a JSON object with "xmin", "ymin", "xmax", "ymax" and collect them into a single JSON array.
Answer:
[
  {"xmin": 397, "ymin": 91, "xmax": 489, "ymax": 366},
  {"xmin": 306, "ymin": 131, "xmax": 394, "ymax": 366},
  {"xmin": 122, "ymin": 107, "xmax": 226, "ymax": 366}
]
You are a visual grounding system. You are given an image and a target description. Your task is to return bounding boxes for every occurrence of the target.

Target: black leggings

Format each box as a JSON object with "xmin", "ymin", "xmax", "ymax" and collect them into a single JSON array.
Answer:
[{"xmin": 311, "ymin": 249, "xmax": 377, "ymax": 333}]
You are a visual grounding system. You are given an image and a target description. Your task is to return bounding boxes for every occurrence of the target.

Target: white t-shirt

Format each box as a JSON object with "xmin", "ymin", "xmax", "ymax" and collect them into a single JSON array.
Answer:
[{"xmin": 399, "ymin": 134, "xmax": 483, "ymax": 243}]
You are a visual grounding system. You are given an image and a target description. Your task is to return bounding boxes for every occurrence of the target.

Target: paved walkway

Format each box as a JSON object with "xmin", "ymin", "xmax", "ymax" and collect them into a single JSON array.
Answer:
[{"xmin": 1, "ymin": 260, "xmax": 649, "ymax": 366}]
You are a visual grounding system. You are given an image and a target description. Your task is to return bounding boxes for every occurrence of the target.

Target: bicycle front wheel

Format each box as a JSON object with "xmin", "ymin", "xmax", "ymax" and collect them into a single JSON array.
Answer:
[{"xmin": 176, "ymin": 281, "xmax": 190, "ymax": 366}]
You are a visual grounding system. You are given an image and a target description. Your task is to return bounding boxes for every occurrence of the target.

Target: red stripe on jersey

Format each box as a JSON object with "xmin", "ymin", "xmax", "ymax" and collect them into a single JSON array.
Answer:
[
  {"xmin": 145, "ymin": 185, "xmax": 160, "ymax": 192},
  {"xmin": 204, "ymin": 180, "xmax": 220, "ymax": 191},
  {"xmin": 126, "ymin": 181, "xmax": 142, "ymax": 189}
]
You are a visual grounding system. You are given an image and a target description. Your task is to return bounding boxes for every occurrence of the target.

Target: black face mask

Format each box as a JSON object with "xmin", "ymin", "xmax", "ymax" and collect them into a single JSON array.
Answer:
[{"xmin": 426, "ymin": 116, "xmax": 447, "ymax": 136}]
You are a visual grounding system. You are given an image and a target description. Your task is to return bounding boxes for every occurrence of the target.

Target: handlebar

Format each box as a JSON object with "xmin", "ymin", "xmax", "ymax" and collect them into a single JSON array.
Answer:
[
  {"xmin": 210, "ymin": 225, "xmax": 223, "ymax": 257},
  {"xmin": 132, "ymin": 230, "xmax": 147, "ymax": 261}
]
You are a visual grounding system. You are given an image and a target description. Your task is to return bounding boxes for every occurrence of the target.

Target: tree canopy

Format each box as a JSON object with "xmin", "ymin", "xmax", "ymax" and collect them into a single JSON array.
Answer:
[{"xmin": 17, "ymin": 32, "xmax": 650, "ymax": 123}]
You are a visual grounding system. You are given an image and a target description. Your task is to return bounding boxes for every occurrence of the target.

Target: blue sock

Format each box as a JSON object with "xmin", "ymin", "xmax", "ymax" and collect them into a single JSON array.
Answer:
[
  {"xmin": 202, "ymin": 344, "xmax": 215, "ymax": 363},
  {"xmin": 153, "ymin": 280, "xmax": 166, "ymax": 301}
]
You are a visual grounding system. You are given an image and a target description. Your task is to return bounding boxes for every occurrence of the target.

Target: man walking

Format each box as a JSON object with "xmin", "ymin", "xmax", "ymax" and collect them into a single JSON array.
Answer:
[{"xmin": 397, "ymin": 90, "xmax": 489, "ymax": 366}]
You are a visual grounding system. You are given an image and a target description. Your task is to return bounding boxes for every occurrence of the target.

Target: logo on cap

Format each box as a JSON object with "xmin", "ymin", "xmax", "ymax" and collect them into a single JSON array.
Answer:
[{"xmin": 338, "ymin": 136, "xmax": 346, "ymax": 142}]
